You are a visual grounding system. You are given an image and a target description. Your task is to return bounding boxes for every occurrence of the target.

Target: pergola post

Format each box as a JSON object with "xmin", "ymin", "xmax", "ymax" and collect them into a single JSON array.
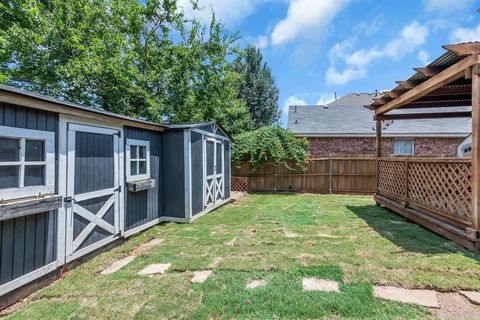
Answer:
[
  {"xmin": 472, "ymin": 63, "xmax": 480, "ymax": 231},
  {"xmin": 376, "ymin": 120, "xmax": 382, "ymax": 158}
]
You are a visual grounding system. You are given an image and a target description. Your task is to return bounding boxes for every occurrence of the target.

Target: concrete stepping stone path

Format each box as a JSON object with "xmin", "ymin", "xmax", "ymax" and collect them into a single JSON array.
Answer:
[
  {"xmin": 191, "ymin": 270, "xmax": 213, "ymax": 284},
  {"xmin": 101, "ymin": 256, "xmax": 136, "ymax": 275},
  {"xmin": 373, "ymin": 286, "xmax": 439, "ymax": 308},
  {"xmin": 138, "ymin": 263, "xmax": 171, "ymax": 276},
  {"xmin": 246, "ymin": 279, "xmax": 267, "ymax": 289},
  {"xmin": 459, "ymin": 291, "xmax": 480, "ymax": 305},
  {"xmin": 302, "ymin": 278, "xmax": 340, "ymax": 292}
]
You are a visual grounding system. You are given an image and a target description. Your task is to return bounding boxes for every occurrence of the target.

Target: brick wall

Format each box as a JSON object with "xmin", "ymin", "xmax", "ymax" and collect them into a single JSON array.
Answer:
[{"xmin": 307, "ymin": 137, "xmax": 464, "ymax": 157}]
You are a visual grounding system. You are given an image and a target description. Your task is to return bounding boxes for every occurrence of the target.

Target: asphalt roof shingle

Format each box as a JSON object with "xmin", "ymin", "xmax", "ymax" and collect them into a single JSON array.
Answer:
[{"xmin": 287, "ymin": 104, "xmax": 471, "ymax": 137}]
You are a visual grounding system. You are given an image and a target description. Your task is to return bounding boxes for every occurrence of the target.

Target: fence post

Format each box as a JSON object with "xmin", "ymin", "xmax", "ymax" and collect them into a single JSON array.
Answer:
[
  {"xmin": 329, "ymin": 156, "xmax": 332, "ymax": 194},
  {"xmin": 274, "ymin": 164, "xmax": 277, "ymax": 192},
  {"xmin": 404, "ymin": 160, "xmax": 409, "ymax": 205}
]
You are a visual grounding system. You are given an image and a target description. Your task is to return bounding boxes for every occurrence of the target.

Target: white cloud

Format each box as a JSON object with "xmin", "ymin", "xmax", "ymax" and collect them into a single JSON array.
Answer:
[
  {"xmin": 283, "ymin": 95, "xmax": 307, "ymax": 115},
  {"xmin": 423, "ymin": 0, "xmax": 470, "ymax": 15},
  {"xmin": 450, "ymin": 24, "xmax": 480, "ymax": 43},
  {"xmin": 326, "ymin": 67, "xmax": 367, "ymax": 85},
  {"xmin": 271, "ymin": 0, "xmax": 348, "ymax": 46},
  {"xmin": 347, "ymin": 21, "xmax": 429, "ymax": 68},
  {"xmin": 418, "ymin": 50, "xmax": 430, "ymax": 65},
  {"xmin": 326, "ymin": 21, "xmax": 429, "ymax": 85},
  {"xmin": 316, "ymin": 93, "xmax": 336, "ymax": 105},
  {"xmin": 177, "ymin": 0, "xmax": 261, "ymax": 25}
]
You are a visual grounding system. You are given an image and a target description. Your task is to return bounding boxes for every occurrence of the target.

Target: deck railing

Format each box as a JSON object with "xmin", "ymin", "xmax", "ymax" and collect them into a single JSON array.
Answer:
[{"xmin": 377, "ymin": 157, "xmax": 472, "ymax": 228}]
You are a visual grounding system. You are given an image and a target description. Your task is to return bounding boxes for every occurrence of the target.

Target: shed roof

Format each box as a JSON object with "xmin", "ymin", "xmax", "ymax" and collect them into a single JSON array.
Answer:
[
  {"xmin": 0, "ymin": 84, "xmax": 166, "ymax": 131},
  {"xmin": 287, "ymin": 104, "xmax": 471, "ymax": 137},
  {"xmin": 166, "ymin": 121, "xmax": 232, "ymax": 140}
]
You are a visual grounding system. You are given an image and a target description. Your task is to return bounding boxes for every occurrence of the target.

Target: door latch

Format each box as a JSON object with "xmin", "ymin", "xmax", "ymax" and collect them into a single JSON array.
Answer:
[{"xmin": 64, "ymin": 196, "xmax": 74, "ymax": 203}]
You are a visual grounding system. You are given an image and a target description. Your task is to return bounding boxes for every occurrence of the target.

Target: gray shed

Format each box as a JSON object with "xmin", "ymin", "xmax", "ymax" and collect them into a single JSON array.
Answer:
[
  {"xmin": 0, "ymin": 85, "xmax": 232, "ymax": 305},
  {"xmin": 163, "ymin": 122, "xmax": 232, "ymax": 222}
]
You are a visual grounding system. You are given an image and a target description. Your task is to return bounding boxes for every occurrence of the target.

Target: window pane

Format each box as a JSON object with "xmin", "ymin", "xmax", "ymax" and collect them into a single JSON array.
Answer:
[
  {"xmin": 24, "ymin": 165, "xmax": 45, "ymax": 186},
  {"xmin": 139, "ymin": 161, "xmax": 146, "ymax": 174},
  {"xmin": 130, "ymin": 160, "xmax": 138, "ymax": 176},
  {"xmin": 0, "ymin": 166, "xmax": 18, "ymax": 188},
  {"xmin": 130, "ymin": 145, "xmax": 138, "ymax": 159},
  {"xmin": 0, "ymin": 138, "xmax": 19, "ymax": 162},
  {"xmin": 394, "ymin": 140, "xmax": 413, "ymax": 155},
  {"xmin": 25, "ymin": 140, "xmax": 45, "ymax": 161},
  {"xmin": 138, "ymin": 146, "xmax": 146, "ymax": 159}
]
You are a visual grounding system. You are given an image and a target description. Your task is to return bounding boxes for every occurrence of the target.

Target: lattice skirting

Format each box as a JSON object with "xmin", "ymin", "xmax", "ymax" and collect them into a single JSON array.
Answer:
[{"xmin": 232, "ymin": 177, "xmax": 248, "ymax": 191}]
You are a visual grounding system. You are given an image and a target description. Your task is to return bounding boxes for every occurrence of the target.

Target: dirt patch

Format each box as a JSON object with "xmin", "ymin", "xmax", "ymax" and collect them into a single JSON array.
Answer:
[
  {"xmin": 130, "ymin": 239, "xmax": 163, "ymax": 255},
  {"xmin": 433, "ymin": 292, "xmax": 480, "ymax": 320}
]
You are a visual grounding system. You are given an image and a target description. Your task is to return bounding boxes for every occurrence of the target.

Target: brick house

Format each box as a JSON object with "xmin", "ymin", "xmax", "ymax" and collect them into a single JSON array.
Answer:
[{"xmin": 287, "ymin": 93, "xmax": 471, "ymax": 157}]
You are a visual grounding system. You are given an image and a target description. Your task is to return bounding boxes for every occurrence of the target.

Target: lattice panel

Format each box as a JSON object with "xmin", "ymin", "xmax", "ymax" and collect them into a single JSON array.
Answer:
[
  {"xmin": 408, "ymin": 161, "xmax": 472, "ymax": 224},
  {"xmin": 231, "ymin": 177, "xmax": 248, "ymax": 191},
  {"xmin": 377, "ymin": 160, "xmax": 406, "ymax": 199}
]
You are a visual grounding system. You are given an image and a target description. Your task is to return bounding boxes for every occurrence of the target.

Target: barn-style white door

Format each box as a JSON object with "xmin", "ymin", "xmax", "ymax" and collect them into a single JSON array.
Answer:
[
  {"xmin": 65, "ymin": 123, "xmax": 121, "ymax": 262},
  {"xmin": 204, "ymin": 137, "xmax": 224, "ymax": 209}
]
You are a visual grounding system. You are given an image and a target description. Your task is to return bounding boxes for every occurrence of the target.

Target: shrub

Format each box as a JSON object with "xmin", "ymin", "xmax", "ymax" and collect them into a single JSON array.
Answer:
[{"xmin": 232, "ymin": 126, "xmax": 309, "ymax": 170}]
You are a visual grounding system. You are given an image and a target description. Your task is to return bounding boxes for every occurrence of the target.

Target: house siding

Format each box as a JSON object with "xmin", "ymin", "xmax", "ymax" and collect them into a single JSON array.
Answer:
[{"xmin": 308, "ymin": 137, "xmax": 464, "ymax": 157}]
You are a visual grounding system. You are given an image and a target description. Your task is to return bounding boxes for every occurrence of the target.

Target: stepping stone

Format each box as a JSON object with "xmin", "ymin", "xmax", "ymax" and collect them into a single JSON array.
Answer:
[
  {"xmin": 101, "ymin": 256, "xmax": 136, "ymax": 275},
  {"xmin": 138, "ymin": 263, "xmax": 171, "ymax": 276},
  {"xmin": 246, "ymin": 279, "xmax": 267, "ymax": 289},
  {"xmin": 373, "ymin": 286, "xmax": 439, "ymax": 308},
  {"xmin": 191, "ymin": 270, "xmax": 213, "ymax": 284},
  {"xmin": 459, "ymin": 291, "xmax": 480, "ymax": 305},
  {"xmin": 302, "ymin": 278, "xmax": 340, "ymax": 292}
]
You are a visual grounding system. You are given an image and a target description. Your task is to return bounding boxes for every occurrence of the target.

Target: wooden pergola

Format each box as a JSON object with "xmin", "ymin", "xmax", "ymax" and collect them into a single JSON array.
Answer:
[{"xmin": 367, "ymin": 42, "xmax": 480, "ymax": 250}]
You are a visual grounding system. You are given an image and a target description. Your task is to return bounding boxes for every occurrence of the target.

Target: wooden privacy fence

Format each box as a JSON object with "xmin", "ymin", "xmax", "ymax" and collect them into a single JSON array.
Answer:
[
  {"xmin": 232, "ymin": 157, "xmax": 377, "ymax": 194},
  {"xmin": 377, "ymin": 157, "xmax": 472, "ymax": 228}
]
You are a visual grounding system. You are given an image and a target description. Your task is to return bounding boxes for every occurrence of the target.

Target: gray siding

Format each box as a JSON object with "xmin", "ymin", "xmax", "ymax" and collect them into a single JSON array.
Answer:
[
  {"xmin": 0, "ymin": 212, "xmax": 56, "ymax": 285},
  {"xmin": 124, "ymin": 127, "xmax": 162, "ymax": 230},
  {"xmin": 224, "ymin": 141, "xmax": 231, "ymax": 199},
  {"xmin": 191, "ymin": 132, "xmax": 204, "ymax": 216},
  {"xmin": 162, "ymin": 130, "xmax": 186, "ymax": 218},
  {"xmin": 0, "ymin": 102, "xmax": 58, "ymax": 285}
]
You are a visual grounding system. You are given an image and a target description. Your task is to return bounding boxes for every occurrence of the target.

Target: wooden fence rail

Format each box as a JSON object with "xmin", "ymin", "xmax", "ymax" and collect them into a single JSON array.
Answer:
[{"xmin": 232, "ymin": 157, "xmax": 377, "ymax": 194}]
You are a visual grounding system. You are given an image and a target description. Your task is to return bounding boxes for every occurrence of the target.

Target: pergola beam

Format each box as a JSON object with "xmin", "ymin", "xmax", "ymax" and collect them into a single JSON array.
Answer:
[
  {"xmin": 414, "ymin": 67, "xmax": 442, "ymax": 77},
  {"xmin": 376, "ymin": 54, "xmax": 478, "ymax": 115},
  {"xmin": 444, "ymin": 43, "xmax": 480, "ymax": 56},
  {"xmin": 395, "ymin": 80, "xmax": 422, "ymax": 89},
  {"xmin": 375, "ymin": 111, "xmax": 471, "ymax": 121}
]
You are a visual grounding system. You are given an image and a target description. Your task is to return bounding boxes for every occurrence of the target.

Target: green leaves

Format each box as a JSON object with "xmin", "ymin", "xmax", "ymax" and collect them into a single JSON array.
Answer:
[
  {"xmin": 232, "ymin": 126, "xmax": 309, "ymax": 170},
  {"xmin": 235, "ymin": 44, "xmax": 281, "ymax": 129},
  {"xmin": 0, "ymin": 0, "xmax": 252, "ymax": 136}
]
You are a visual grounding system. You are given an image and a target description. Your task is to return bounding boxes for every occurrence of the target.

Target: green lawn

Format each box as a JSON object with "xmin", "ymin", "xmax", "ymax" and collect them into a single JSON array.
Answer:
[{"xmin": 8, "ymin": 194, "xmax": 480, "ymax": 319}]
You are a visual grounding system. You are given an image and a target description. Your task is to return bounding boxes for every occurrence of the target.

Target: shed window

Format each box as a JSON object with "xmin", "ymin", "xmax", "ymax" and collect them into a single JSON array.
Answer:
[
  {"xmin": 394, "ymin": 139, "xmax": 414, "ymax": 155},
  {"xmin": 126, "ymin": 139, "xmax": 150, "ymax": 182},
  {"xmin": 0, "ymin": 126, "xmax": 55, "ymax": 200}
]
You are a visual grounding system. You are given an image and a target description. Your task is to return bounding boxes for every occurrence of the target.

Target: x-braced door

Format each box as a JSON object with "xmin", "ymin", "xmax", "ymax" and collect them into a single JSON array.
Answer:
[
  {"xmin": 204, "ymin": 137, "xmax": 224, "ymax": 209},
  {"xmin": 65, "ymin": 123, "xmax": 121, "ymax": 262}
]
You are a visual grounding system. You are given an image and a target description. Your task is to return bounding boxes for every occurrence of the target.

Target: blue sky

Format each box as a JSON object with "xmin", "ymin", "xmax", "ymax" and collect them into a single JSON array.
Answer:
[{"xmin": 178, "ymin": 0, "xmax": 480, "ymax": 126}]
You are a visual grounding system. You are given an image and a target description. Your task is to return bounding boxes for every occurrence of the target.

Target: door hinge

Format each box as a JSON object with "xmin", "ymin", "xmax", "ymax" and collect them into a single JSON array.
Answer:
[
  {"xmin": 64, "ymin": 196, "xmax": 74, "ymax": 203},
  {"xmin": 114, "ymin": 131, "xmax": 121, "ymax": 137},
  {"xmin": 114, "ymin": 186, "xmax": 122, "ymax": 193}
]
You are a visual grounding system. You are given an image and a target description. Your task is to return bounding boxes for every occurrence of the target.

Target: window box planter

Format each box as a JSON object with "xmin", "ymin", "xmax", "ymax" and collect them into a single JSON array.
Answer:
[
  {"xmin": 127, "ymin": 179, "xmax": 156, "ymax": 192},
  {"xmin": 0, "ymin": 195, "xmax": 63, "ymax": 221}
]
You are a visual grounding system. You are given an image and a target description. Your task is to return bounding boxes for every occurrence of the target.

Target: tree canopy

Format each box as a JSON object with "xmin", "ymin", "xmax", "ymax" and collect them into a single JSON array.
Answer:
[
  {"xmin": 235, "ymin": 45, "xmax": 281, "ymax": 128},
  {"xmin": 0, "ymin": 0, "xmax": 259, "ymax": 136},
  {"xmin": 232, "ymin": 126, "xmax": 309, "ymax": 170}
]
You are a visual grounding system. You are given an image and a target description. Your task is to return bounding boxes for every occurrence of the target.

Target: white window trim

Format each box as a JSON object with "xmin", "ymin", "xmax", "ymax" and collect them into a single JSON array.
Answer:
[
  {"xmin": 0, "ymin": 126, "xmax": 55, "ymax": 201},
  {"xmin": 393, "ymin": 138, "xmax": 415, "ymax": 155},
  {"xmin": 126, "ymin": 139, "xmax": 150, "ymax": 182}
]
